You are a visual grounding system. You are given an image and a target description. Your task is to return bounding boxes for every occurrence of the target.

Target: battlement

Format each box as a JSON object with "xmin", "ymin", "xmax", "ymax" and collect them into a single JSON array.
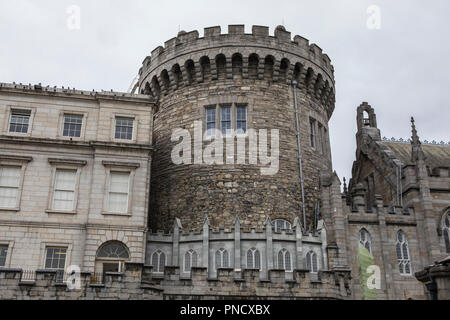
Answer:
[
  {"xmin": 138, "ymin": 25, "xmax": 335, "ymax": 114},
  {"xmin": 0, "ymin": 263, "xmax": 351, "ymax": 300}
]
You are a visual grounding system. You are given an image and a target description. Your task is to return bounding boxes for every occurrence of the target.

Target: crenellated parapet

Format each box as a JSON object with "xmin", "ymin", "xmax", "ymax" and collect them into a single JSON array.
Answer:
[
  {"xmin": 138, "ymin": 25, "xmax": 336, "ymax": 116},
  {"xmin": 0, "ymin": 263, "xmax": 351, "ymax": 300}
]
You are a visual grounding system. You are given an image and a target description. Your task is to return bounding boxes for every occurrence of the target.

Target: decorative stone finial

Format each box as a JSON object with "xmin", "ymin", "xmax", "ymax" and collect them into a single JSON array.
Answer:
[{"xmin": 411, "ymin": 117, "xmax": 425, "ymax": 162}]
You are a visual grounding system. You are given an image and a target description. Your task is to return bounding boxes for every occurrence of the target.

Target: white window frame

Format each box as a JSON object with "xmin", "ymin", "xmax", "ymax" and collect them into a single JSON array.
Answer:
[
  {"xmin": 278, "ymin": 249, "xmax": 293, "ymax": 272},
  {"xmin": 184, "ymin": 249, "xmax": 198, "ymax": 273},
  {"xmin": 0, "ymin": 156, "xmax": 32, "ymax": 212},
  {"xmin": 151, "ymin": 250, "xmax": 166, "ymax": 274},
  {"xmin": 215, "ymin": 248, "xmax": 229, "ymax": 270},
  {"xmin": 205, "ymin": 106, "xmax": 217, "ymax": 138},
  {"xmin": 3, "ymin": 106, "xmax": 35, "ymax": 137},
  {"xmin": 246, "ymin": 247, "xmax": 261, "ymax": 270},
  {"xmin": 102, "ymin": 161, "xmax": 139, "ymax": 216},
  {"xmin": 203, "ymin": 103, "xmax": 249, "ymax": 138},
  {"xmin": 273, "ymin": 219, "xmax": 292, "ymax": 233},
  {"xmin": 40, "ymin": 242, "xmax": 72, "ymax": 271},
  {"xmin": 306, "ymin": 250, "xmax": 319, "ymax": 273},
  {"xmin": 46, "ymin": 159, "xmax": 86, "ymax": 214},
  {"xmin": 111, "ymin": 114, "xmax": 137, "ymax": 143},
  {"xmin": 235, "ymin": 104, "xmax": 248, "ymax": 137},
  {"xmin": 57, "ymin": 111, "xmax": 87, "ymax": 140},
  {"xmin": 396, "ymin": 231, "xmax": 412, "ymax": 276}
]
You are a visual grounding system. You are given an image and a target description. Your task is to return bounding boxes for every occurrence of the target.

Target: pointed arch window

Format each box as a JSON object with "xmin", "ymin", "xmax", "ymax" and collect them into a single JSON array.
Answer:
[
  {"xmin": 184, "ymin": 249, "xmax": 198, "ymax": 272},
  {"xmin": 306, "ymin": 251, "xmax": 318, "ymax": 273},
  {"xmin": 247, "ymin": 248, "xmax": 261, "ymax": 270},
  {"xmin": 278, "ymin": 249, "xmax": 292, "ymax": 272},
  {"xmin": 359, "ymin": 229, "xmax": 372, "ymax": 254},
  {"xmin": 443, "ymin": 211, "xmax": 450, "ymax": 253},
  {"xmin": 396, "ymin": 231, "xmax": 412, "ymax": 275},
  {"xmin": 215, "ymin": 248, "xmax": 229, "ymax": 270},
  {"xmin": 151, "ymin": 250, "xmax": 166, "ymax": 274}
]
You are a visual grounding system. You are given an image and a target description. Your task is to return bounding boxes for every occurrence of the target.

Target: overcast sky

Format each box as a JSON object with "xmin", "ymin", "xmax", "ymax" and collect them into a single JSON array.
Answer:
[{"xmin": 1, "ymin": 0, "xmax": 449, "ymax": 182}]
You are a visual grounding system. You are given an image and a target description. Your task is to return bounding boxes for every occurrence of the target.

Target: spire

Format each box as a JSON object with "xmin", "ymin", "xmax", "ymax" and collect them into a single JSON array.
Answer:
[
  {"xmin": 343, "ymin": 177, "xmax": 348, "ymax": 194},
  {"xmin": 411, "ymin": 117, "xmax": 425, "ymax": 162}
]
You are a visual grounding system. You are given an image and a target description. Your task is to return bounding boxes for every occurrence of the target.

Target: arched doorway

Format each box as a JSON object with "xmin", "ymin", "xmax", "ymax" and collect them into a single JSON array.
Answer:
[{"xmin": 95, "ymin": 241, "xmax": 130, "ymax": 278}]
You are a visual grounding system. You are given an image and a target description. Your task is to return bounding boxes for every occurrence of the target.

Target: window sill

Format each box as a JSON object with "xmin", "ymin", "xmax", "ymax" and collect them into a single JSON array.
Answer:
[
  {"xmin": 112, "ymin": 138, "xmax": 135, "ymax": 144},
  {"xmin": 45, "ymin": 209, "xmax": 77, "ymax": 215},
  {"xmin": 0, "ymin": 207, "xmax": 20, "ymax": 212},
  {"xmin": 101, "ymin": 212, "xmax": 132, "ymax": 217},
  {"xmin": 4, "ymin": 132, "xmax": 31, "ymax": 138}
]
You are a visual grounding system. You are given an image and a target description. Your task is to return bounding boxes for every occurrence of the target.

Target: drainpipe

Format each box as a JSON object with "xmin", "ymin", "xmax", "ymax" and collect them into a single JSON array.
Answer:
[{"xmin": 291, "ymin": 81, "xmax": 307, "ymax": 233}]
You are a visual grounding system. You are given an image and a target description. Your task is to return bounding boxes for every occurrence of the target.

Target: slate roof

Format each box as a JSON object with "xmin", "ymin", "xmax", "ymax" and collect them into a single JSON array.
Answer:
[{"xmin": 383, "ymin": 142, "xmax": 450, "ymax": 169}]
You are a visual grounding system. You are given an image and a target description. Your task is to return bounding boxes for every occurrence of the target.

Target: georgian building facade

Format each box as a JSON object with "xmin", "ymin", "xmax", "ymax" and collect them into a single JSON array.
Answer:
[{"xmin": 0, "ymin": 83, "xmax": 154, "ymax": 277}]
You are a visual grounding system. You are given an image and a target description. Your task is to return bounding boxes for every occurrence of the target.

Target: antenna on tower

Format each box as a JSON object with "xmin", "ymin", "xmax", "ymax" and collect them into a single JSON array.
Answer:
[{"xmin": 127, "ymin": 74, "xmax": 139, "ymax": 94}]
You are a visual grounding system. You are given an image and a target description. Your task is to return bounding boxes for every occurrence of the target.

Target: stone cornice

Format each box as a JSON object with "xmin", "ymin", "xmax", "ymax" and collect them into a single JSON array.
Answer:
[{"xmin": 0, "ymin": 135, "xmax": 152, "ymax": 152}]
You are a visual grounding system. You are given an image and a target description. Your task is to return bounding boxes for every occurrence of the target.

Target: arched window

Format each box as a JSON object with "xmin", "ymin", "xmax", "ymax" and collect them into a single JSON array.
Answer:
[
  {"xmin": 160, "ymin": 69, "xmax": 170, "ymax": 93},
  {"xmin": 215, "ymin": 54, "xmax": 226, "ymax": 79},
  {"xmin": 248, "ymin": 54, "xmax": 259, "ymax": 79},
  {"xmin": 306, "ymin": 251, "xmax": 318, "ymax": 273},
  {"xmin": 185, "ymin": 60, "xmax": 196, "ymax": 85},
  {"xmin": 279, "ymin": 58, "xmax": 290, "ymax": 82},
  {"xmin": 151, "ymin": 250, "xmax": 166, "ymax": 274},
  {"xmin": 264, "ymin": 55, "xmax": 274, "ymax": 80},
  {"xmin": 232, "ymin": 53, "xmax": 243, "ymax": 78},
  {"xmin": 215, "ymin": 248, "xmax": 229, "ymax": 270},
  {"xmin": 184, "ymin": 249, "xmax": 198, "ymax": 272},
  {"xmin": 171, "ymin": 64, "xmax": 182, "ymax": 89},
  {"xmin": 97, "ymin": 241, "xmax": 129, "ymax": 259},
  {"xmin": 359, "ymin": 229, "xmax": 372, "ymax": 254},
  {"xmin": 396, "ymin": 231, "xmax": 412, "ymax": 275},
  {"xmin": 277, "ymin": 249, "xmax": 292, "ymax": 272},
  {"xmin": 200, "ymin": 56, "xmax": 211, "ymax": 82},
  {"xmin": 247, "ymin": 248, "xmax": 261, "ymax": 270},
  {"xmin": 273, "ymin": 219, "xmax": 292, "ymax": 233},
  {"xmin": 443, "ymin": 211, "xmax": 450, "ymax": 253}
]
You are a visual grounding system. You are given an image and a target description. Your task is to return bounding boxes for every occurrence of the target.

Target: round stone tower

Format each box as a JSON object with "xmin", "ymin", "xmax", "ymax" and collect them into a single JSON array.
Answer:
[{"xmin": 139, "ymin": 25, "xmax": 336, "ymax": 232}]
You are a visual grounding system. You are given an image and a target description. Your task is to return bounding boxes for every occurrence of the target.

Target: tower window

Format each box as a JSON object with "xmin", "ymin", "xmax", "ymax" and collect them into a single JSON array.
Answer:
[
  {"xmin": 221, "ymin": 106, "xmax": 232, "ymax": 136},
  {"xmin": 310, "ymin": 118, "xmax": 316, "ymax": 148},
  {"xmin": 206, "ymin": 107, "xmax": 216, "ymax": 137},
  {"xmin": 236, "ymin": 106, "xmax": 247, "ymax": 134}
]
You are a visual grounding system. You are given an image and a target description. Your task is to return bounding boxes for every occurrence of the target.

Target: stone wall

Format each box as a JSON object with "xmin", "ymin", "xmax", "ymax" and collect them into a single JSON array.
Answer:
[{"xmin": 0, "ymin": 262, "xmax": 352, "ymax": 300}]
